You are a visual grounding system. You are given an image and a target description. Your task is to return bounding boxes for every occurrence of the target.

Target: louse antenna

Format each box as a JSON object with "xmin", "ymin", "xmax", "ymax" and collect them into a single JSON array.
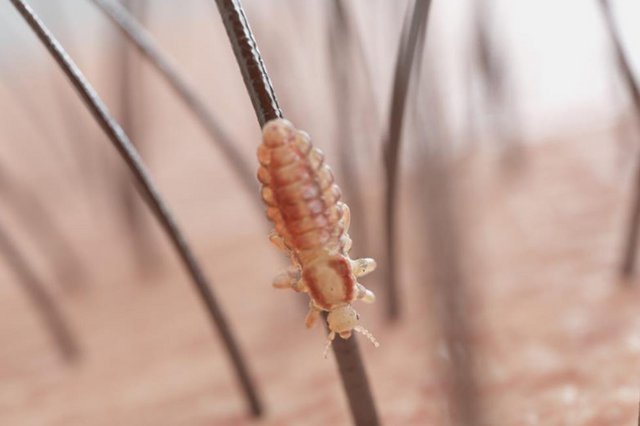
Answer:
[
  {"xmin": 323, "ymin": 331, "xmax": 336, "ymax": 359},
  {"xmin": 354, "ymin": 326, "xmax": 380, "ymax": 348}
]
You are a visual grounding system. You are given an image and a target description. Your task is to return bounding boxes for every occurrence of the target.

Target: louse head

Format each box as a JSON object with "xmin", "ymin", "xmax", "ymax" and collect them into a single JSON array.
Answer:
[
  {"xmin": 262, "ymin": 118, "xmax": 295, "ymax": 148},
  {"xmin": 327, "ymin": 304, "xmax": 359, "ymax": 339},
  {"xmin": 324, "ymin": 305, "xmax": 379, "ymax": 358}
]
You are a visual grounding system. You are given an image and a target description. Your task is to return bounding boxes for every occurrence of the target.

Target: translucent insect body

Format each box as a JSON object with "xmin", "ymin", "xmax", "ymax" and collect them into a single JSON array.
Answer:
[{"xmin": 258, "ymin": 119, "xmax": 379, "ymax": 354}]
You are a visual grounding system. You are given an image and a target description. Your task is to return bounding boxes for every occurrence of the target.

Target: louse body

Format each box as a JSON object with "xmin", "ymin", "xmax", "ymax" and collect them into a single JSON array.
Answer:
[{"xmin": 257, "ymin": 119, "xmax": 378, "ymax": 349}]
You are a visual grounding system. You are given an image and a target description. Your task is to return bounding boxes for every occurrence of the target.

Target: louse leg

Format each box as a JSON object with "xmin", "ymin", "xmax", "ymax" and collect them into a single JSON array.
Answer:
[
  {"xmin": 356, "ymin": 283, "xmax": 376, "ymax": 304},
  {"xmin": 292, "ymin": 278, "xmax": 307, "ymax": 293},
  {"xmin": 350, "ymin": 258, "xmax": 377, "ymax": 277},
  {"xmin": 272, "ymin": 272, "xmax": 294, "ymax": 289},
  {"xmin": 340, "ymin": 234, "xmax": 353, "ymax": 253},
  {"xmin": 272, "ymin": 267, "xmax": 304, "ymax": 291},
  {"xmin": 305, "ymin": 303, "xmax": 321, "ymax": 328},
  {"xmin": 341, "ymin": 203, "xmax": 351, "ymax": 231},
  {"xmin": 269, "ymin": 230, "xmax": 286, "ymax": 250},
  {"xmin": 268, "ymin": 232, "xmax": 305, "ymax": 291},
  {"xmin": 338, "ymin": 204, "xmax": 353, "ymax": 254}
]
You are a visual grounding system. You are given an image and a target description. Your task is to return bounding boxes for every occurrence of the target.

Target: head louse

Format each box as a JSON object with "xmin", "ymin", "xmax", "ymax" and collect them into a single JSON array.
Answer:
[{"xmin": 257, "ymin": 119, "xmax": 378, "ymax": 353}]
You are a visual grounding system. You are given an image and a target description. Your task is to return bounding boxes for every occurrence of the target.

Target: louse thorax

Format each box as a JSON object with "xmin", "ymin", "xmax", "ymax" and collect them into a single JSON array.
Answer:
[{"xmin": 301, "ymin": 252, "xmax": 357, "ymax": 310}]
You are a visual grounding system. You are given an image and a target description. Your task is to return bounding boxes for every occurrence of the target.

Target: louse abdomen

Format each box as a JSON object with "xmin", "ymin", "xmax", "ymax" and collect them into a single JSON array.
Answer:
[{"xmin": 258, "ymin": 119, "xmax": 345, "ymax": 255}]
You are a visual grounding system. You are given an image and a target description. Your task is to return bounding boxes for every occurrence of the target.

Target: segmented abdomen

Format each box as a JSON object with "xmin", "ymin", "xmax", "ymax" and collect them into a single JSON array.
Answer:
[{"xmin": 257, "ymin": 119, "xmax": 345, "ymax": 256}]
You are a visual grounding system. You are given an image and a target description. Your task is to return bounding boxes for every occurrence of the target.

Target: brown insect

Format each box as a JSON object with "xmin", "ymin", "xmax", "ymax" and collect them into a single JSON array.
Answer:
[{"xmin": 258, "ymin": 119, "xmax": 378, "ymax": 354}]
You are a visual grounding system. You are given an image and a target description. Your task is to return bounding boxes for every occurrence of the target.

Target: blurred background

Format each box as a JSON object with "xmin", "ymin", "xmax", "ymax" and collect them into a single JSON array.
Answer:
[{"xmin": 1, "ymin": 0, "xmax": 640, "ymax": 424}]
